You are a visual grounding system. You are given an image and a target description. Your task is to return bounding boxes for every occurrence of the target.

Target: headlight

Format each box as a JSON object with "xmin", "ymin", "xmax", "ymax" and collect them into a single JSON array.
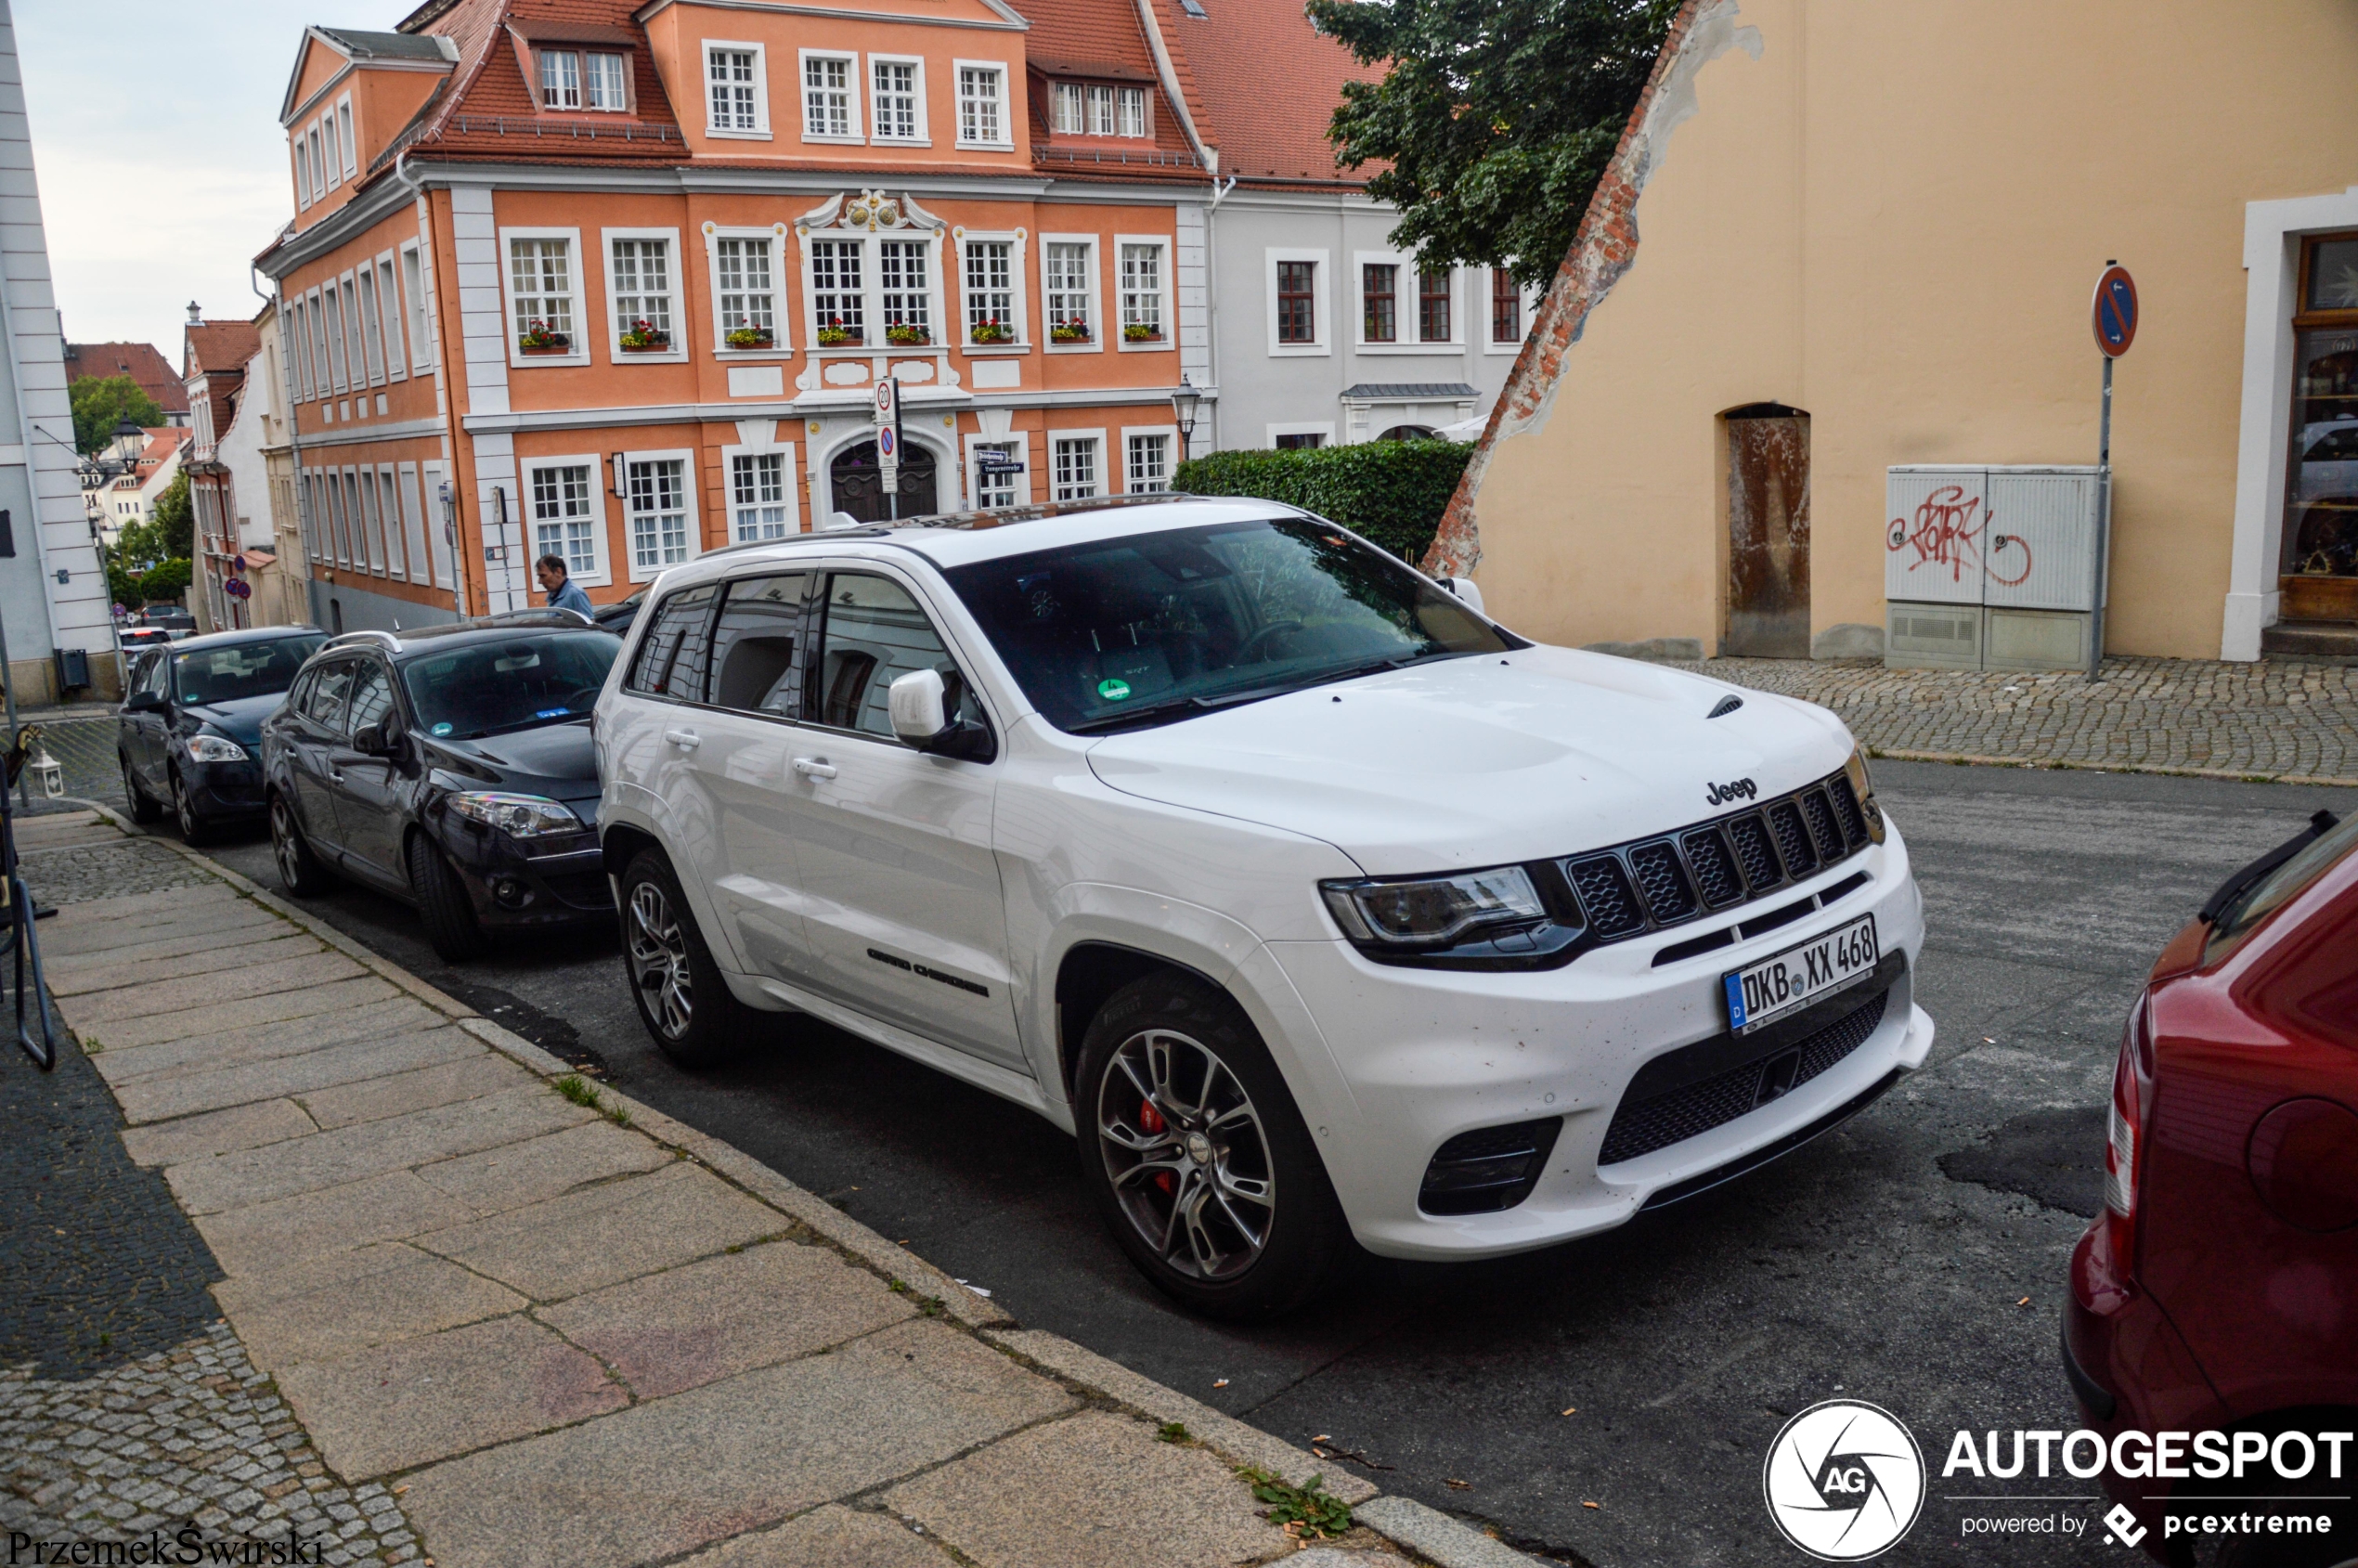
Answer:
[
  {"xmin": 185, "ymin": 734, "xmax": 248, "ymax": 763},
  {"xmin": 1321, "ymin": 864, "xmax": 1546, "ymax": 948},
  {"xmin": 1844, "ymin": 748, "xmax": 1886, "ymax": 843},
  {"xmin": 447, "ymin": 792, "xmax": 582, "ymax": 837}
]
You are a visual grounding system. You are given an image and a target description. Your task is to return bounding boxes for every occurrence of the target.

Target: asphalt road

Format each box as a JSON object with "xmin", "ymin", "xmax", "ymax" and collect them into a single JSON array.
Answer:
[{"xmin": 167, "ymin": 759, "xmax": 2357, "ymax": 1567}]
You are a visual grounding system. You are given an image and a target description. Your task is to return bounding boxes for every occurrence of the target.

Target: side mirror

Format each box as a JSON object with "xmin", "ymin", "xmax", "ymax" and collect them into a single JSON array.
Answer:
[
  {"xmin": 887, "ymin": 668, "xmax": 996, "ymax": 762},
  {"xmin": 350, "ymin": 721, "xmax": 396, "ymax": 758},
  {"xmin": 122, "ymin": 690, "xmax": 163, "ymax": 714},
  {"xmin": 888, "ymin": 668, "xmax": 948, "ymax": 745},
  {"xmin": 1444, "ymin": 577, "xmax": 1486, "ymax": 616}
]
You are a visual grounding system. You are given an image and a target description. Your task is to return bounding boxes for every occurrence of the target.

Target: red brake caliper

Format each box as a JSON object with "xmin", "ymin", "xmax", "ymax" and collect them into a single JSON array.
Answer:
[{"xmin": 1139, "ymin": 1100, "xmax": 1175, "ymax": 1193}]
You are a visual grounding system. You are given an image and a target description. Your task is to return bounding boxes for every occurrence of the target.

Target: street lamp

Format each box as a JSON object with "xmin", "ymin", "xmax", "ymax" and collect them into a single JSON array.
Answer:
[{"xmin": 1170, "ymin": 375, "xmax": 1202, "ymax": 456}]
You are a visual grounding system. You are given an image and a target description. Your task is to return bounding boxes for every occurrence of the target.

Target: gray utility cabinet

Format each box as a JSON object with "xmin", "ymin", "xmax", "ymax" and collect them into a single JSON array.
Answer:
[{"xmin": 1884, "ymin": 465, "xmax": 2104, "ymax": 671}]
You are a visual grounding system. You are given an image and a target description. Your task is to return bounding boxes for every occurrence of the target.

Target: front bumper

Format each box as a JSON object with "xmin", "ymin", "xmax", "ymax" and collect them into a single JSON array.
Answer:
[
  {"xmin": 434, "ymin": 816, "xmax": 615, "ymax": 931},
  {"xmin": 1262, "ymin": 824, "xmax": 1932, "ymax": 1260},
  {"xmin": 183, "ymin": 758, "xmax": 266, "ymax": 818}
]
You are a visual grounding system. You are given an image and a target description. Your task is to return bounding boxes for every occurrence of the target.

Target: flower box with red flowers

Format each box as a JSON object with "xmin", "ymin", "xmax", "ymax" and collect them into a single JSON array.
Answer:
[{"xmin": 618, "ymin": 319, "xmax": 672, "ymax": 352}]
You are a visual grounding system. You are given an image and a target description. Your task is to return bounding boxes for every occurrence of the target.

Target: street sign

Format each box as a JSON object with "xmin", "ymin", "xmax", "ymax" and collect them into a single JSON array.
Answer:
[
  {"xmin": 2092, "ymin": 265, "xmax": 2138, "ymax": 358},
  {"xmin": 876, "ymin": 421, "xmax": 899, "ymax": 496},
  {"xmin": 978, "ymin": 457, "xmax": 1026, "ymax": 477},
  {"xmin": 873, "ymin": 379, "xmax": 898, "ymax": 425}
]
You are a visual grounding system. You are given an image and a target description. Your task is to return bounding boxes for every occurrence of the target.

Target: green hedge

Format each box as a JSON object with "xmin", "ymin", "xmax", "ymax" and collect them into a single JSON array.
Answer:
[{"xmin": 1173, "ymin": 439, "xmax": 1471, "ymax": 564}]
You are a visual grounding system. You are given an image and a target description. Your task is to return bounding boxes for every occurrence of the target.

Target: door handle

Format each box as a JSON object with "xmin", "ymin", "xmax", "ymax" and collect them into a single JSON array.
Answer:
[
  {"xmin": 663, "ymin": 729, "xmax": 701, "ymax": 751},
  {"xmin": 792, "ymin": 756, "xmax": 837, "ymax": 780}
]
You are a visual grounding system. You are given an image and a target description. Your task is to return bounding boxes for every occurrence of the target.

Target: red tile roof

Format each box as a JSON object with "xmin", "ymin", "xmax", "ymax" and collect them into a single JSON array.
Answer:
[
  {"xmin": 183, "ymin": 319, "xmax": 263, "ymax": 382},
  {"xmin": 1162, "ymin": 0, "xmax": 1379, "ymax": 187},
  {"xmin": 62, "ymin": 342, "xmax": 190, "ymax": 415}
]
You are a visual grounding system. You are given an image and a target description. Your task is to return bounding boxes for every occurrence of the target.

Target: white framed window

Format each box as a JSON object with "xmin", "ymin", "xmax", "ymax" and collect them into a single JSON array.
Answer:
[
  {"xmin": 399, "ymin": 241, "xmax": 433, "ymax": 373},
  {"xmin": 799, "ymin": 50, "xmax": 859, "ymax": 141},
  {"xmin": 606, "ymin": 229, "xmax": 683, "ymax": 359},
  {"xmin": 965, "ymin": 433, "xmax": 1030, "ymax": 509},
  {"xmin": 502, "ymin": 228, "xmax": 587, "ymax": 365},
  {"xmin": 1051, "ymin": 433, "xmax": 1104, "ymax": 501},
  {"xmin": 358, "ymin": 466, "xmax": 387, "ymax": 573},
  {"xmin": 1417, "ymin": 265, "xmax": 1457, "ymax": 344},
  {"xmin": 376, "ymin": 463, "xmax": 408, "ymax": 580},
  {"xmin": 539, "ymin": 49, "xmax": 581, "ymax": 110},
  {"xmin": 1121, "ymin": 426, "xmax": 1176, "ymax": 493},
  {"xmin": 1116, "ymin": 236, "xmax": 1169, "ymax": 349},
  {"xmin": 422, "ymin": 459, "xmax": 453, "ymax": 588},
  {"xmin": 1042, "ymin": 237, "xmax": 1096, "ymax": 349},
  {"xmin": 307, "ymin": 288, "xmax": 330, "ymax": 399},
  {"xmin": 727, "ymin": 449, "xmax": 798, "ymax": 541},
  {"xmin": 624, "ymin": 451, "xmax": 698, "ymax": 580},
  {"xmin": 1118, "ymin": 86, "xmax": 1147, "ymax": 137},
  {"xmin": 955, "ymin": 63, "xmax": 1008, "ymax": 148},
  {"xmin": 375, "ymin": 254, "xmax": 407, "ymax": 382},
  {"xmin": 1266, "ymin": 246, "xmax": 1330, "ymax": 356},
  {"xmin": 288, "ymin": 298, "xmax": 311, "ymax": 402},
  {"xmin": 708, "ymin": 227, "xmax": 786, "ymax": 352},
  {"xmin": 587, "ymin": 52, "xmax": 628, "ymax": 110},
  {"xmin": 810, "ymin": 238, "xmax": 865, "ymax": 344},
  {"xmin": 317, "ymin": 120, "xmax": 338, "ymax": 190},
  {"xmin": 397, "ymin": 461, "xmax": 431, "ymax": 585},
  {"xmin": 1051, "ymin": 83, "xmax": 1083, "ymax": 135},
  {"xmin": 336, "ymin": 95, "xmax": 356, "ymax": 176},
  {"xmin": 322, "ymin": 277, "xmax": 348, "ymax": 392},
  {"xmin": 1086, "ymin": 84, "xmax": 1115, "ymax": 136},
  {"xmin": 292, "ymin": 138, "xmax": 311, "ymax": 209},
  {"xmin": 1485, "ymin": 266, "xmax": 1530, "ymax": 354},
  {"xmin": 706, "ymin": 43, "xmax": 768, "ymax": 136},
  {"xmin": 959, "ymin": 233, "xmax": 1023, "ymax": 344},
  {"xmin": 878, "ymin": 240, "xmax": 931, "ymax": 343},
  {"xmin": 870, "ymin": 57, "xmax": 925, "ymax": 143},
  {"xmin": 356, "ymin": 264, "xmax": 385, "ymax": 383},
  {"xmin": 525, "ymin": 455, "xmax": 610, "ymax": 586}
]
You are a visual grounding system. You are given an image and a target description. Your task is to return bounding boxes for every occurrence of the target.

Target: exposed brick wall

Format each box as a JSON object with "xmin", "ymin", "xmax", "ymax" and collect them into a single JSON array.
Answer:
[{"xmin": 1421, "ymin": 0, "xmax": 1704, "ymax": 578}]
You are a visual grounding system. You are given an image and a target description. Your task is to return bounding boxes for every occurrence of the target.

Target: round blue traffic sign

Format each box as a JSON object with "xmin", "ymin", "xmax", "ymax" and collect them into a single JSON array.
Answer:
[
  {"xmin": 2092, "ymin": 265, "xmax": 2138, "ymax": 357},
  {"xmin": 877, "ymin": 426, "xmax": 897, "ymax": 459}
]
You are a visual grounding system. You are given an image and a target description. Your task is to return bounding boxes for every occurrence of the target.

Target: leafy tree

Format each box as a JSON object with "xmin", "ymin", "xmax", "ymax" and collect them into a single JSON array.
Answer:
[
  {"xmin": 136, "ymin": 558, "xmax": 192, "ymax": 603},
  {"xmin": 1308, "ymin": 0, "xmax": 1679, "ymax": 287},
  {"xmin": 70, "ymin": 374, "xmax": 165, "ymax": 456},
  {"xmin": 149, "ymin": 471, "xmax": 194, "ymax": 562}
]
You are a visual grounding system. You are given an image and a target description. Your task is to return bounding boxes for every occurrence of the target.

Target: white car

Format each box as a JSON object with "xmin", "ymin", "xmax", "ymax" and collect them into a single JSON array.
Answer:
[{"xmin": 592, "ymin": 498, "xmax": 1934, "ymax": 1317}]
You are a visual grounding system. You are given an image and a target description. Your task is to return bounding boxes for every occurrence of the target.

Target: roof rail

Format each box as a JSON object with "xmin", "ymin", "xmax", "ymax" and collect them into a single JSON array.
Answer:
[
  {"xmin": 479, "ymin": 607, "xmax": 592, "ymax": 628},
  {"xmin": 323, "ymin": 628, "xmax": 402, "ymax": 651}
]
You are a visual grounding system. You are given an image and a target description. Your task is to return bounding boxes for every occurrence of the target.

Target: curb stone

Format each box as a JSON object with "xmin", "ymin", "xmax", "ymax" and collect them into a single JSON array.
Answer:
[
  {"xmin": 70, "ymin": 801, "xmax": 1547, "ymax": 1566},
  {"xmin": 1859, "ymin": 747, "xmax": 2358, "ymax": 789}
]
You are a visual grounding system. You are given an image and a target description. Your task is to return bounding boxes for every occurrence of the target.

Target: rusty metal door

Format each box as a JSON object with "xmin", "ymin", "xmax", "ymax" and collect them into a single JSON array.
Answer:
[{"xmin": 1725, "ymin": 407, "xmax": 1810, "ymax": 657}]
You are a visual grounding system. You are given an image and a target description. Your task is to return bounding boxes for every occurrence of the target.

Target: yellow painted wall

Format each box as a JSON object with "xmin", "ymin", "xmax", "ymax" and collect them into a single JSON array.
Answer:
[{"xmin": 1470, "ymin": 0, "xmax": 2358, "ymax": 659}]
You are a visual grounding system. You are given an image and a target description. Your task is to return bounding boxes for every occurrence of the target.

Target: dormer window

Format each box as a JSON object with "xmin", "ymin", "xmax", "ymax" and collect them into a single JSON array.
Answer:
[
  {"xmin": 1051, "ymin": 81, "xmax": 1147, "ymax": 139},
  {"xmin": 539, "ymin": 48, "xmax": 628, "ymax": 111}
]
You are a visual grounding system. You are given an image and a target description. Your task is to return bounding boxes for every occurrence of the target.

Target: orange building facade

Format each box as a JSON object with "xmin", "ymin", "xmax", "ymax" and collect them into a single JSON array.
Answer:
[{"xmin": 262, "ymin": 0, "xmax": 1216, "ymax": 628}]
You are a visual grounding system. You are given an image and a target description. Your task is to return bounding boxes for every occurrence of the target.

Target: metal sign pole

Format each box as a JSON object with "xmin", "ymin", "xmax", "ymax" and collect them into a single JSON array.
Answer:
[{"xmin": 2084, "ymin": 261, "xmax": 2136, "ymax": 683}]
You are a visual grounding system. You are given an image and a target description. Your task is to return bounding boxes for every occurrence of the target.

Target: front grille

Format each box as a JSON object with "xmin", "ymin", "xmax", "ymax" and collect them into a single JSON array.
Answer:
[
  {"xmin": 1598, "ymin": 986, "xmax": 1891, "ymax": 1165},
  {"xmin": 542, "ymin": 871, "xmax": 615, "ymax": 911},
  {"xmin": 1626, "ymin": 841, "xmax": 1697, "ymax": 923},
  {"xmin": 1558, "ymin": 764, "xmax": 1877, "ymax": 951},
  {"xmin": 1419, "ymin": 1116, "xmax": 1563, "ymax": 1214}
]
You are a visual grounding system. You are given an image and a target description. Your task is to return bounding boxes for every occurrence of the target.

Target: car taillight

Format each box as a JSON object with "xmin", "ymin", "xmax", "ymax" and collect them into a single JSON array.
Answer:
[{"xmin": 2103, "ymin": 997, "xmax": 2155, "ymax": 1269}]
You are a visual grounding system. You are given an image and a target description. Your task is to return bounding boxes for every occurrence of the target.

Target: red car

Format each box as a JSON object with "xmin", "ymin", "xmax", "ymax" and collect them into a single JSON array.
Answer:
[{"xmin": 2066, "ymin": 807, "xmax": 2358, "ymax": 1566}]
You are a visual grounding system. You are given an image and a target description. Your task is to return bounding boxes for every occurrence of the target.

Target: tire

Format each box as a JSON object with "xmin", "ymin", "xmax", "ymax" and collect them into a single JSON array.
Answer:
[
  {"xmin": 1074, "ymin": 973, "xmax": 1349, "ymax": 1320},
  {"xmin": 268, "ymin": 793, "xmax": 336, "ymax": 897},
  {"xmin": 171, "ymin": 771, "xmax": 216, "ymax": 846},
  {"xmin": 618, "ymin": 849, "xmax": 749, "ymax": 1069},
  {"xmin": 406, "ymin": 833, "xmax": 491, "ymax": 963},
  {"xmin": 121, "ymin": 756, "xmax": 163, "ymax": 823}
]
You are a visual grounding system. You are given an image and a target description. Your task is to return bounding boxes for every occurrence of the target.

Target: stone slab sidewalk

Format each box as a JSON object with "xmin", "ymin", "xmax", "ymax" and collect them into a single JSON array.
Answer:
[
  {"xmin": 1664, "ymin": 654, "xmax": 2358, "ymax": 784},
  {"xmin": 15, "ymin": 810, "xmax": 1536, "ymax": 1568}
]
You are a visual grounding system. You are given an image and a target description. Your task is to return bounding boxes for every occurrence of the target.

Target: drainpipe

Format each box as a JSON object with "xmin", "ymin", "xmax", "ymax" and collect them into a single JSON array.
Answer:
[{"xmin": 1203, "ymin": 175, "xmax": 1236, "ymax": 456}]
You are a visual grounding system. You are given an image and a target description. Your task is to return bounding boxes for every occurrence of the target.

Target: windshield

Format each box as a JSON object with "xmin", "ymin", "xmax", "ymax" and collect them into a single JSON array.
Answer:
[
  {"xmin": 943, "ymin": 517, "xmax": 1512, "ymax": 733},
  {"xmin": 172, "ymin": 636, "xmax": 326, "ymax": 705},
  {"xmin": 398, "ymin": 632, "xmax": 620, "ymax": 740}
]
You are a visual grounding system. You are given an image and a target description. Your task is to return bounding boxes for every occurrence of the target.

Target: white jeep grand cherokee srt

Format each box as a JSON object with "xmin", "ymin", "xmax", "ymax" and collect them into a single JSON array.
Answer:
[{"xmin": 593, "ymin": 498, "xmax": 1933, "ymax": 1318}]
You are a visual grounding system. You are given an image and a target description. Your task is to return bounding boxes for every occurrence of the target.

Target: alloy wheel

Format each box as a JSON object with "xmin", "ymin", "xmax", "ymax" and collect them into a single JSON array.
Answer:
[
  {"xmin": 174, "ymin": 775, "xmax": 198, "ymax": 838},
  {"xmin": 1095, "ymin": 1028, "xmax": 1276, "ymax": 1281},
  {"xmin": 271, "ymin": 798, "xmax": 302, "ymax": 886},
  {"xmin": 627, "ymin": 880, "xmax": 693, "ymax": 1040}
]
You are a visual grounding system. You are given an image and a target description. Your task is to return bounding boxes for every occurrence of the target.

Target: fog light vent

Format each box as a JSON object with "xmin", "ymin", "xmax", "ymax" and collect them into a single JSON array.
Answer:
[{"xmin": 1419, "ymin": 1116, "xmax": 1563, "ymax": 1215}]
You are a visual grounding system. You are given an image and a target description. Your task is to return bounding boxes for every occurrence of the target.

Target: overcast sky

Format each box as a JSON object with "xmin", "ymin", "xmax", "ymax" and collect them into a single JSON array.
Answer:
[{"xmin": 17, "ymin": 0, "xmax": 393, "ymax": 360}]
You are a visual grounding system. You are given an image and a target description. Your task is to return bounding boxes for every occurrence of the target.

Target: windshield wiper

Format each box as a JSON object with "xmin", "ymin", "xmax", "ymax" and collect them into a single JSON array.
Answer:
[{"xmin": 1064, "ymin": 653, "xmax": 1444, "ymax": 734}]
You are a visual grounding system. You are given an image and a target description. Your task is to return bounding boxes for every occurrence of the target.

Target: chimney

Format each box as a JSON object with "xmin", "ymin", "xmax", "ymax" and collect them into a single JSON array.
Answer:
[{"xmin": 187, "ymin": 301, "xmax": 202, "ymax": 323}]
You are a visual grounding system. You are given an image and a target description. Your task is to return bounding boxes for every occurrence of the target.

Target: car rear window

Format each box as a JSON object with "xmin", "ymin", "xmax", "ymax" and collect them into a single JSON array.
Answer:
[{"xmin": 2206, "ymin": 810, "xmax": 2358, "ymax": 962}]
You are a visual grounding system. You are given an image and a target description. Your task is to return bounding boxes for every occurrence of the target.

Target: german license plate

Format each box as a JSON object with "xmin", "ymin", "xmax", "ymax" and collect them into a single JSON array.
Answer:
[{"xmin": 1723, "ymin": 914, "xmax": 1878, "ymax": 1034}]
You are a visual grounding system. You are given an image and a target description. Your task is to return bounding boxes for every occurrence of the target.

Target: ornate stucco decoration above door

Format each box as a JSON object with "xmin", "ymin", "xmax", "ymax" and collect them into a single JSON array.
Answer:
[{"xmin": 793, "ymin": 190, "xmax": 961, "ymax": 395}]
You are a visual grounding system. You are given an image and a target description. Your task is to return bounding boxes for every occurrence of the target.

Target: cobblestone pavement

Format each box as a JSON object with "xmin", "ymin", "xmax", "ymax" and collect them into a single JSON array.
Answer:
[
  {"xmin": 19, "ymin": 715, "xmax": 124, "ymax": 817},
  {"xmin": 1, "ymin": 812, "xmax": 422, "ymax": 1564},
  {"xmin": 1666, "ymin": 655, "xmax": 2358, "ymax": 781}
]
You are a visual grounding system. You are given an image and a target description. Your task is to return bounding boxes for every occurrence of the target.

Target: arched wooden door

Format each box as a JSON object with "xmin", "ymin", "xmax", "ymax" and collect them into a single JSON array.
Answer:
[
  {"xmin": 1723, "ymin": 403, "xmax": 1810, "ymax": 658},
  {"xmin": 829, "ymin": 439, "xmax": 939, "ymax": 524}
]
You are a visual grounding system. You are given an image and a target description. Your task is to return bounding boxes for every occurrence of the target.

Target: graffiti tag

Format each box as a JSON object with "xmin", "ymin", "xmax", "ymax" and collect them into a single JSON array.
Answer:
[{"xmin": 1887, "ymin": 486, "xmax": 1986, "ymax": 585}]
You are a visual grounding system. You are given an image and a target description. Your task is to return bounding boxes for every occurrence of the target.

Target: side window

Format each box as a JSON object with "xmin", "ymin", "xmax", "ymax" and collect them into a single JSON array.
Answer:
[
  {"xmin": 140, "ymin": 652, "xmax": 171, "ymax": 699},
  {"xmin": 344, "ymin": 663, "xmax": 395, "ymax": 739},
  {"xmin": 811, "ymin": 573, "xmax": 980, "ymax": 739},
  {"xmin": 624, "ymin": 584, "xmax": 719, "ymax": 700},
  {"xmin": 707, "ymin": 574, "xmax": 810, "ymax": 717},
  {"xmin": 305, "ymin": 661, "xmax": 356, "ymax": 731}
]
